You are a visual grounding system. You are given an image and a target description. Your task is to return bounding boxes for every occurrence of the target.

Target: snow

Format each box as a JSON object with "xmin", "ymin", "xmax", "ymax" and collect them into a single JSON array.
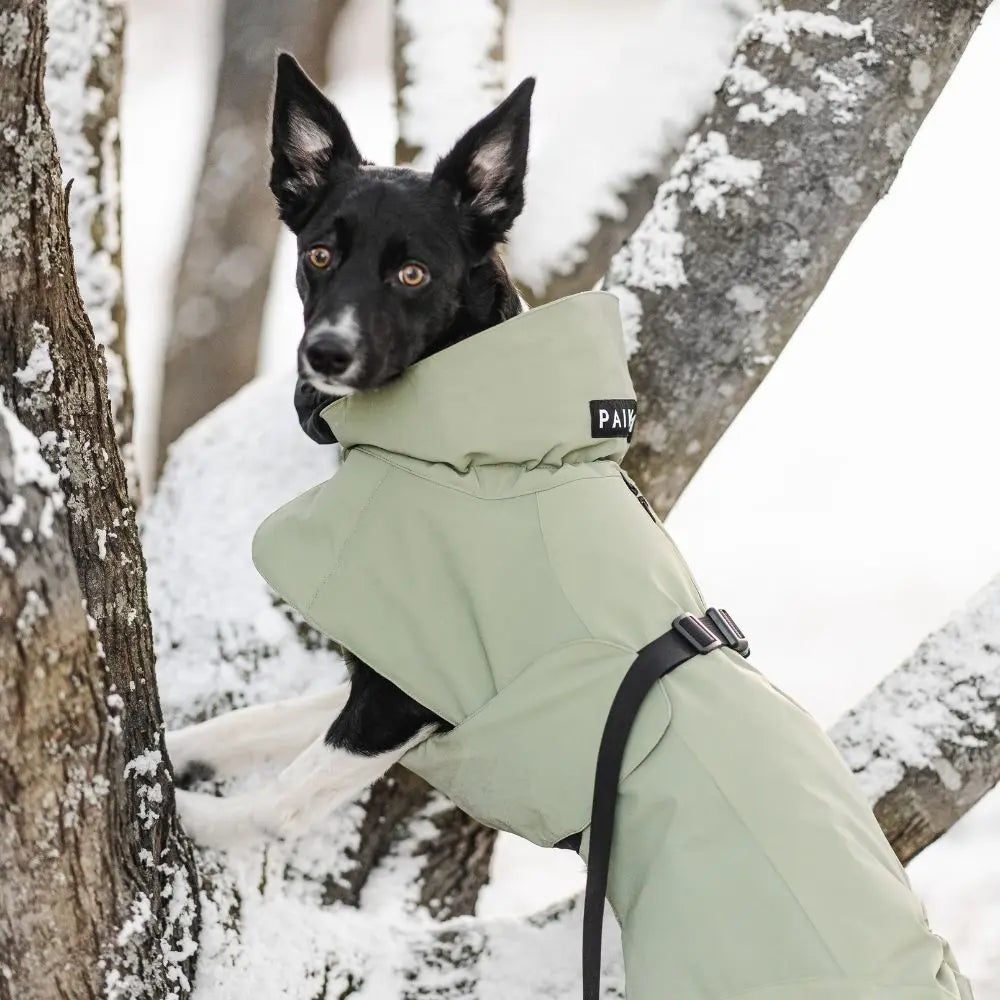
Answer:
[
  {"xmin": 13, "ymin": 331, "xmax": 54, "ymax": 392},
  {"xmin": 118, "ymin": 0, "xmax": 1000, "ymax": 995},
  {"xmin": 736, "ymin": 86, "xmax": 806, "ymax": 125},
  {"xmin": 144, "ymin": 376, "xmax": 343, "ymax": 727},
  {"xmin": 831, "ymin": 575, "xmax": 1000, "ymax": 803},
  {"xmin": 604, "ymin": 130, "xmax": 761, "ymax": 297},
  {"xmin": 738, "ymin": 7, "xmax": 875, "ymax": 52},
  {"xmin": 504, "ymin": 0, "xmax": 757, "ymax": 295},
  {"xmin": 15, "ymin": 588, "xmax": 48, "ymax": 634},
  {"xmin": 395, "ymin": 0, "xmax": 505, "ymax": 167},
  {"xmin": 0, "ymin": 400, "xmax": 62, "ymax": 555}
]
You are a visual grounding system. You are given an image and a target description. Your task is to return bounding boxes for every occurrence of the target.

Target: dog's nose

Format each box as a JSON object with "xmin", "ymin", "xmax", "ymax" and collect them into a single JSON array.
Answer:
[{"xmin": 304, "ymin": 334, "xmax": 354, "ymax": 376}]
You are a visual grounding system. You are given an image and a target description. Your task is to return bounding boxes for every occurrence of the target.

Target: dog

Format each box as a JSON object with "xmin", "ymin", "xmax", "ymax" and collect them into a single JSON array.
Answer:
[
  {"xmin": 168, "ymin": 55, "xmax": 974, "ymax": 1000},
  {"xmin": 169, "ymin": 54, "xmax": 534, "ymax": 844}
]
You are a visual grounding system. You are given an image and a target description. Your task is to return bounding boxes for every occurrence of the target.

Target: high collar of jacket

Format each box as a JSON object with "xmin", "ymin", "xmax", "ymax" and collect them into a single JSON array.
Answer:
[{"xmin": 320, "ymin": 291, "xmax": 635, "ymax": 472}]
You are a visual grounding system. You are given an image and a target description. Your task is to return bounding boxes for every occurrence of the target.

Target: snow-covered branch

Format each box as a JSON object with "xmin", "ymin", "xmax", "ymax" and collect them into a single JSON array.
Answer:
[
  {"xmin": 832, "ymin": 575, "xmax": 1000, "ymax": 863},
  {"xmin": 604, "ymin": 0, "xmax": 993, "ymax": 516},
  {"xmin": 506, "ymin": 0, "xmax": 755, "ymax": 304},
  {"xmin": 393, "ymin": 0, "xmax": 508, "ymax": 167}
]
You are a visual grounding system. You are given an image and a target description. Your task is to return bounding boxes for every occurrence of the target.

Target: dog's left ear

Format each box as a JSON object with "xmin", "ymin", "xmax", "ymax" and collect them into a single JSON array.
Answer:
[
  {"xmin": 270, "ymin": 52, "xmax": 362, "ymax": 230},
  {"xmin": 432, "ymin": 78, "xmax": 535, "ymax": 253}
]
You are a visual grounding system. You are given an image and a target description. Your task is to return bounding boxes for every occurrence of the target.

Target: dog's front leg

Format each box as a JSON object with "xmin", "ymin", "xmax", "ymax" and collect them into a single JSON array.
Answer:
[
  {"xmin": 174, "ymin": 723, "xmax": 434, "ymax": 849},
  {"xmin": 166, "ymin": 685, "xmax": 351, "ymax": 783},
  {"xmin": 174, "ymin": 657, "xmax": 444, "ymax": 849}
]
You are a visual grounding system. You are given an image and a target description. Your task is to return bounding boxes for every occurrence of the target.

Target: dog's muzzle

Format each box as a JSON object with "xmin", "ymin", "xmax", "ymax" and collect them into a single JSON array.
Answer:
[{"xmin": 304, "ymin": 331, "xmax": 354, "ymax": 378}]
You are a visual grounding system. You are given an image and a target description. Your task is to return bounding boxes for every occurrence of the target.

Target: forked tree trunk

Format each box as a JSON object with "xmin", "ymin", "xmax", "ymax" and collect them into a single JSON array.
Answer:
[
  {"xmin": 604, "ymin": 0, "xmax": 993, "ymax": 516},
  {"xmin": 155, "ymin": 0, "xmax": 347, "ymax": 472},
  {"xmin": 0, "ymin": 2, "xmax": 198, "ymax": 996}
]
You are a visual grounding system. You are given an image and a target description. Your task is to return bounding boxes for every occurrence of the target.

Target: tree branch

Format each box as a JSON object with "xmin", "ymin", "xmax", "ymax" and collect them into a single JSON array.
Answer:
[
  {"xmin": 507, "ymin": 0, "xmax": 754, "ymax": 306},
  {"xmin": 831, "ymin": 573, "xmax": 1000, "ymax": 863},
  {"xmin": 393, "ymin": 0, "xmax": 508, "ymax": 167},
  {"xmin": 604, "ymin": 0, "xmax": 993, "ymax": 516}
]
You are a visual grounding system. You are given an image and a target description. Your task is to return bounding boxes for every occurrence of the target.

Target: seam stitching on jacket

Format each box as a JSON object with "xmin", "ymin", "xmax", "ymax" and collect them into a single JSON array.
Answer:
[
  {"xmin": 303, "ymin": 460, "xmax": 391, "ymax": 617},
  {"xmin": 427, "ymin": 638, "xmax": 644, "ymax": 739},
  {"xmin": 533, "ymin": 492, "xmax": 595, "ymax": 641},
  {"xmin": 671, "ymin": 726, "xmax": 849, "ymax": 979}
]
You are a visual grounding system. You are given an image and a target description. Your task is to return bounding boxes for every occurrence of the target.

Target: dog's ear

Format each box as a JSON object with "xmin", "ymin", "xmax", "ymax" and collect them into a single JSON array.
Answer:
[
  {"xmin": 432, "ymin": 77, "xmax": 535, "ymax": 254},
  {"xmin": 270, "ymin": 52, "xmax": 362, "ymax": 229}
]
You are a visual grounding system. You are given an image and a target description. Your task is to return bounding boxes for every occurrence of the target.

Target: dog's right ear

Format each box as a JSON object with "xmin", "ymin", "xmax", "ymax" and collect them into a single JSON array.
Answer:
[{"xmin": 270, "ymin": 53, "xmax": 362, "ymax": 230}]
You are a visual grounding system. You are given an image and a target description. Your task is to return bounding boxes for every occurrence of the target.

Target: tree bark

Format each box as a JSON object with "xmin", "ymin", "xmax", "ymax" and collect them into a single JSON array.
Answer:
[
  {"xmin": 393, "ymin": 0, "xmax": 508, "ymax": 167},
  {"xmin": 605, "ymin": 0, "xmax": 993, "ymax": 516},
  {"xmin": 831, "ymin": 571, "xmax": 1000, "ymax": 864},
  {"xmin": 0, "ymin": 406, "xmax": 111, "ymax": 1000},
  {"xmin": 0, "ymin": 1, "xmax": 198, "ymax": 995},
  {"xmin": 45, "ymin": 0, "xmax": 136, "ymax": 496},
  {"xmin": 155, "ymin": 0, "xmax": 347, "ymax": 473}
]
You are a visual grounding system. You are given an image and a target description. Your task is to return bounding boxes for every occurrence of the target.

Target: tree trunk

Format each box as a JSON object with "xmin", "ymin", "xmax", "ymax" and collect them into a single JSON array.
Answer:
[
  {"xmin": 393, "ymin": 0, "xmax": 508, "ymax": 167},
  {"xmin": 0, "ymin": 406, "xmax": 111, "ymax": 1000},
  {"xmin": 605, "ymin": 0, "xmax": 993, "ymax": 516},
  {"xmin": 155, "ymin": 0, "xmax": 347, "ymax": 473},
  {"xmin": 0, "ymin": 1, "xmax": 198, "ymax": 996},
  {"xmin": 45, "ymin": 0, "xmax": 136, "ymax": 496}
]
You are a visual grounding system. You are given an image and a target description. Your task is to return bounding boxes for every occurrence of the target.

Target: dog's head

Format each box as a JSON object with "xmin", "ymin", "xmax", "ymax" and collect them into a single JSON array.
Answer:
[{"xmin": 270, "ymin": 54, "xmax": 534, "ymax": 396}]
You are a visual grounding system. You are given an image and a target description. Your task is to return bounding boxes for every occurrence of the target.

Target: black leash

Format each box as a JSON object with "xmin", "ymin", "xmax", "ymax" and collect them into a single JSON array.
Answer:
[{"xmin": 581, "ymin": 608, "xmax": 750, "ymax": 1000}]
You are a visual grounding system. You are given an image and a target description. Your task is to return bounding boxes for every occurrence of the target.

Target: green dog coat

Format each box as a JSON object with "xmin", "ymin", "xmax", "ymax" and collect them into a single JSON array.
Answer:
[{"xmin": 253, "ymin": 291, "xmax": 972, "ymax": 1000}]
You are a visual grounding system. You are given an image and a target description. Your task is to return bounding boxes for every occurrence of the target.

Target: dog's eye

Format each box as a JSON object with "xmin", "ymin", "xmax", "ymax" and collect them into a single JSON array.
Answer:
[
  {"xmin": 307, "ymin": 246, "xmax": 333, "ymax": 270},
  {"xmin": 398, "ymin": 262, "xmax": 429, "ymax": 287}
]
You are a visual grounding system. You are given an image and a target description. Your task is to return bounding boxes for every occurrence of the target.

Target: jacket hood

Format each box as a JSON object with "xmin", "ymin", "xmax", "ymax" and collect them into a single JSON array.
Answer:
[{"xmin": 319, "ymin": 291, "xmax": 635, "ymax": 471}]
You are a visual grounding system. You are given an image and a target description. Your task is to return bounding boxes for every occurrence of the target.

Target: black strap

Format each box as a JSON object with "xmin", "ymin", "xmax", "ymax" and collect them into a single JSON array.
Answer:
[{"xmin": 581, "ymin": 609, "xmax": 749, "ymax": 1000}]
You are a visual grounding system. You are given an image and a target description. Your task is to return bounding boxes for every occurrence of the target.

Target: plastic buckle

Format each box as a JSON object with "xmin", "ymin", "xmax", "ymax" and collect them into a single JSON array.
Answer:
[
  {"xmin": 672, "ymin": 613, "xmax": 723, "ymax": 654},
  {"xmin": 706, "ymin": 607, "xmax": 750, "ymax": 658}
]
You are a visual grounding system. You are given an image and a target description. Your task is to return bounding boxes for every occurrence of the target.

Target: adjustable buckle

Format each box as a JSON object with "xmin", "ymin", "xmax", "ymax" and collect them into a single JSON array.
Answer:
[
  {"xmin": 707, "ymin": 607, "xmax": 751, "ymax": 658},
  {"xmin": 672, "ymin": 613, "xmax": 723, "ymax": 654}
]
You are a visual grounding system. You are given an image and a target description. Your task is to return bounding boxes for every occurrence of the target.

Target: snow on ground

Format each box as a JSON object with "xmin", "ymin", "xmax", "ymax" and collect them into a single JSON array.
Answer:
[{"xmin": 123, "ymin": 0, "xmax": 1000, "ymax": 994}]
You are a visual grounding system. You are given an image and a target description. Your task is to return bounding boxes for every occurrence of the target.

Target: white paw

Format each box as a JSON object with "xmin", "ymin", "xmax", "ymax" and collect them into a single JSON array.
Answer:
[
  {"xmin": 165, "ymin": 727, "xmax": 217, "ymax": 784},
  {"xmin": 174, "ymin": 789, "xmax": 260, "ymax": 850}
]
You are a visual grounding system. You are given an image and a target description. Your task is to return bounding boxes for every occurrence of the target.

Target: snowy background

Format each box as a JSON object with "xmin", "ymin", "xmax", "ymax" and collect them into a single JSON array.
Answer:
[{"xmin": 121, "ymin": 0, "xmax": 1000, "ymax": 993}]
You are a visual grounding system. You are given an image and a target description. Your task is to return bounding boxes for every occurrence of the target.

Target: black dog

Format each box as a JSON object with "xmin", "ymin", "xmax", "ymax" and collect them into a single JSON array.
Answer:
[{"xmin": 170, "ymin": 55, "xmax": 537, "ymax": 844}]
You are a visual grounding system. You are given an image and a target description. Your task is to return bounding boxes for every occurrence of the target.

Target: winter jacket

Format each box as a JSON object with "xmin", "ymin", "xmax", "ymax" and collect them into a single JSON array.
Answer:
[{"xmin": 253, "ymin": 291, "xmax": 973, "ymax": 1000}]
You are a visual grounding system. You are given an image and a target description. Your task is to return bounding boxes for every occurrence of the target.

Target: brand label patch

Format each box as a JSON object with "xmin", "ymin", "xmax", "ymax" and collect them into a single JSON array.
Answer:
[{"xmin": 590, "ymin": 399, "xmax": 637, "ymax": 441}]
